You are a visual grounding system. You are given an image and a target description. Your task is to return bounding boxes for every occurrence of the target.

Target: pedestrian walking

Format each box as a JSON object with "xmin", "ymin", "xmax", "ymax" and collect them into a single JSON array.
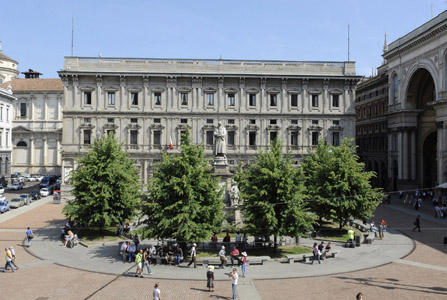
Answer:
[
  {"xmin": 187, "ymin": 243, "xmax": 197, "ymax": 268},
  {"xmin": 3, "ymin": 248, "xmax": 14, "ymax": 272},
  {"xmin": 241, "ymin": 251, "xmax": 247, "ymax": 278},
  {"xmin": 206, "ymin": 265, "xmax": 215, "ymax": 292},
  {"xmin": 133, "ymin": 234, "xmax": 140, "ymax": 251},
  {"xmin": 153, "ymin": 283, "xmax": 161, "ymax": 300},
  {"xmin": 229, "ymin": 267, "xmax": 238, "ymax": 300},
  {"xmin": 219, "ymin": 246, "xmax": 227, "ymax": 269},
  {"xmin": 9, "ymin": 246, "xmax": 19, "ymax": 270},
  {"xmin": 378, "ymin": 223, "xmax": 384, "ymax": 240},
  {"xmin": 356, "ymin": 292, "xmax": 363, "ymax": 299},
  {"xmin": 413, "ymin": 215, "xmax": 421, "ymax": 232},
  {"xmin": 134, "ymin": 249, "xmax": 143, "ymax": 278},
  {"xmin": 26, "ymin": 227, "xmax": 33, "ymax": 247},
  {"xmin": 311, "ymin": 242, "xmax": 321, "ymax": 264},
  {"xmin": 143, "ymin": 248, "xmax": 153, "ymax": 275}
]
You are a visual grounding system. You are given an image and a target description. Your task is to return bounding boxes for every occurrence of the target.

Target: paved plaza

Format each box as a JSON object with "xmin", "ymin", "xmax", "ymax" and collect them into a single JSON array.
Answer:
[{"xmin": 0, "ymin": 193, "xmax": 446, "ymax": 300}]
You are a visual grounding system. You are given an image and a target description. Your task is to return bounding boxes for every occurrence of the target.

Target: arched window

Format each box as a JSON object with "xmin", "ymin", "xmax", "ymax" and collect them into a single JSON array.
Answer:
[{"xmin": 17, "ymin": 141, "xmax": 27, "ymax": 147}]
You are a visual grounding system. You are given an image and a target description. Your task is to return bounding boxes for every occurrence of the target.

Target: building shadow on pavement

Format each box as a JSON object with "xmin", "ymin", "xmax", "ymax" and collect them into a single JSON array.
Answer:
[{"xmin": 334, "ymin": 276, "xmax": 447, "ymax": 296}]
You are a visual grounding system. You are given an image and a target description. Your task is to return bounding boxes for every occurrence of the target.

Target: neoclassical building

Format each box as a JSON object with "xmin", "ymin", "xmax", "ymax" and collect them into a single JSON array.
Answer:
[
  {"xmin": 59, "ymin": 57, "xmax": 361, "ymax": 183},
  {"xmin": 1, "ymin": 70, "xmax": 64, "ymax": 175},
  {"xmin": 0, "ymin": 85, "xmax": 15, "ymax": 180},
  {"xmin": 381, "ymin": 10, "xmax": 447, "ymax": 190},
  {"xmin": 355, "ymin": 69, "xmax": 388, "ymax": 189}
]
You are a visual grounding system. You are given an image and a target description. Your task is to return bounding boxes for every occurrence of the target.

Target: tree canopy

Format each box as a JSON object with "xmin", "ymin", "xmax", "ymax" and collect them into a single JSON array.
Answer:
[
  {"xmin": 63, "ymin": 133, "xmax": 141, "ymax": 231},
  {"xmin": 301, "ymin": 138, "xmax": 383, "ymax": 228},
  {"xmin": 142, "ymin": 128, "xmax": 225, "ymax": 243},
  {"xmin": 234, "ymin": 138, "xmax": 314, "ymax": 251}
]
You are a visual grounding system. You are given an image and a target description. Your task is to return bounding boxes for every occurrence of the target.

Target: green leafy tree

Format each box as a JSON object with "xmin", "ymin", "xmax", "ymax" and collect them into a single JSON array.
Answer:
[
  {"xmin": 142, "ymin": 128, "xmax": 224, "ymax": 243},
  {"xmin": 234, "ymin": 138, "xmax": 314, "ymax": 252},
  {"xmin": 301, "ymin": 138, "xmax": 383, "ymax": 228},
  {"xmin": 63, "ymin": 133, "xmax": 141, "ymax": 233}
]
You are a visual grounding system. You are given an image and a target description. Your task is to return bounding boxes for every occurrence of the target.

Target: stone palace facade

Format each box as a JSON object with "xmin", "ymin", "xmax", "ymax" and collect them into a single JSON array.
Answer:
[{"xmin": 59, "ymin": 57, "xmax": 360, "ymax": 184}]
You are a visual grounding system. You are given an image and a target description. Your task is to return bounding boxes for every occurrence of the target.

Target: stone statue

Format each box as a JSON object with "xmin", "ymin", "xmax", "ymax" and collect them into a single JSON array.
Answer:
[
  {"xmin": 229, "ymin": 180, "xmax": 240, "ymax": 207},
  {"xmin": 214, "ymin": 121, "xmax": 227, "ymax": 159}
]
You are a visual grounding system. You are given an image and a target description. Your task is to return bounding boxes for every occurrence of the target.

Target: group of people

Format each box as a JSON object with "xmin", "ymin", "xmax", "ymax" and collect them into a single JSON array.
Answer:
[
  {"xmin": 218, "ymin": 245, "xmax": 248, "ymax": 277},
  {"xmin": 370, "ymin": 219, "xmax": 387, "ymax": 239},
  {"xmin": 205, "ymin": 265, "xmax": 240, "ymax": 300},
  {"xmin": 133, "ymin": 247, "xmax": 156, "ymax": 277},
  {"xmin": 3, "ymin": 246, "xmax": 19, "ymax": 272},
  {"xmin": 211, "ymin": 232, "xmax": 248, "ymax": 245},
  {"xmin": 311, "ymin": 241, "xmax": 332, "ymax": 264}
]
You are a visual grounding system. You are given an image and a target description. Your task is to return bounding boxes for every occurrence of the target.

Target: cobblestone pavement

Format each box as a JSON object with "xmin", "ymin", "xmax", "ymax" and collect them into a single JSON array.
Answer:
[{"xmin": 0, "ymin": 194, "xmax": 446, "ymax": 300}]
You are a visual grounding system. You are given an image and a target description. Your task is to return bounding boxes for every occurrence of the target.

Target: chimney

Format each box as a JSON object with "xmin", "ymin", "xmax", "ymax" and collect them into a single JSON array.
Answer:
[{"xmin": 22, "ymin": 69, "xmax": 43, "ymax": 79}]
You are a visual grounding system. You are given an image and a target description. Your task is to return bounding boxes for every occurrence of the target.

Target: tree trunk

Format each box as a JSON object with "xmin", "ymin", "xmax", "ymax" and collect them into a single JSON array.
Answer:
[{"xmin": 273, "ymin": 235, "xmax": 278, "ymax": 253}]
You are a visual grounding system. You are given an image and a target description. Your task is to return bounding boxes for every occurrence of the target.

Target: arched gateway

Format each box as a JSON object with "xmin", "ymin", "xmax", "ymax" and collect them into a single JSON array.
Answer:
[{"xmin": 383, "ymin": 11, "xmax": 447, "ymax": 190}]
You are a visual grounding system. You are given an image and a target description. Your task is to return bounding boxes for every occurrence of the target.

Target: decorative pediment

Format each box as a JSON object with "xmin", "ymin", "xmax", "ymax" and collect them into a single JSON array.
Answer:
[
  {"xmin": 202, "ymin": 124, "xmax": 215, "ymax": 130},
  {"xmin": 177, "ymin": 87, "xmax": 192, "ymax": 93},
  {"xmin": 103, "ymin": 123, "xmax": 119, "ymax": 130},
  {"xmin": 151, "ymin": 87, "xmax": 165, "ymax": 93},
  {"xmin": 225, "ymin": 125, "xmax": 238, "ymax": 130},
  {"xmin": 12, "ymin": 126, "xmax": 31, "ymax": 132},
  {"xmin": 287, "ymin": 89, "xmax": 301, "ymax": 94},
  {"xmin": 103, "ymin": 86, "xmax": 119, "ymax": 92},
  {"xmin": 127, "ymin": 124, "xmax": 142, "ymax": 130},
  {"xmin": 329, "ymin": 89, "xmax": 343, "ymax": 95},
  {"xmin": 246, "ymin": 88, "xmax": 259, "ymax": 93},
  {"xmin": 176, "ymin": 124, "xmax": 191, "ymax": 130},
  {"xmin": 203, "ymin": 87, "xmax": 217, "ymax": 93},
  {"xmin": 127, "ymin": 86, "xmax": 142, "ymax": 92},
  {"xmin": 79, "ymin": 123, "xmax": 95, "ymax": 129},
  {"xmin": 287, "ymin": 125, "xmax": 301, "ymax": 131},
  {"xmin": 308, "ymin": 90, "xmax": 322, "ymax": 95},
  {"xmin": 224, "ymin": 87, "xmax": 238, "ymax": 94},
  {"xmin": 329, "ymin": 125, "xmax": 343, "ymax": 131},
  {"xmin": 308, "ymin": 125, "xmax": 323, "ymax": 131},
  {"xmin": 150, "ymin": 124, "xmax": 165, "ymax": 130},
  {"xmin": 79, "ymin": 86, "xmax": 96, "ymax": 92},
  {"xmin": 266, "ymin": 88, "xmax": 281, "ymax": 94},
  {"xmin": 266, "ymin": 125, "xmax": 281, "ymax": 130},
  {"xmin": 245, "ymin": 124, "xmax": 259, "ymax": 130}
]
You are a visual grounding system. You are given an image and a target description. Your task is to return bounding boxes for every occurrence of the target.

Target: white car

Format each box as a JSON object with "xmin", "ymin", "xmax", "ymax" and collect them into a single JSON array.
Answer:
[
  {"xmin": 0, "ymin": 186, "xmax": 4, "ymax": 194},
  {"xmin": 10, "ymin": 182, "xmax": 24, "ymax": 190},
  {"xmin": 9, "ymin": 197, "xmax": 25, "ymax": 208},
  {"xmin": 40, "ymin": 188, "xmax": 50, "ymax": 197}
]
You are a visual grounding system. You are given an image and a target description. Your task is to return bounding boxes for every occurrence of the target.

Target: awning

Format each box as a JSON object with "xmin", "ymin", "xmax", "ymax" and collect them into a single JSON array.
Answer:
[{"xmin": 436, "ymin": 182, "xmax": 447, "ymax": 189}]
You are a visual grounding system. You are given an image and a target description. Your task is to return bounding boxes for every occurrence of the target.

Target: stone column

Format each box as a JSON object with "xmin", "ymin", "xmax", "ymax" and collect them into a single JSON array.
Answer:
[
  {"xmin": 397, "ymin": 131, "xmax": 403, "ymax": 179},
  {"xmin": 143, "ymin": 77, "xmax": 149, "ymax": 113},
  {"xmin": 43, "ymin": 137, "xmax": 48, "ymax": 169},
  {"xmin": 260, "ymin": 78, "xmax": 266, "ymax": 113},
  {"xmin": 96, "ymin": 76, "xmax": 103, "ymax": 111},
  {"xmin": 281, "ymin": 78, "xmax": 287, "ymax": 113},
  {"xmin": 388, "ymin": 133, "xmax": 393, "ymax": 179},
  {"xmin": 29, "ymin": 137, "xmax": 34, "ymax": 171},
  {"xmin": 438, "ymin": 124, "xmax": 445, "ymax": 185},
  {"xmin": 410, "ymin": 129, "xmax": 417, "ymax": 181},
  {"xmin": 402, "ymin": 129, "xmax": 409, "ymax": 180},
  {"xmin": 218, "ymin": 77, "xmax": 224, "ymax": 112},
  {"xmin": 120, "ymin": 76, "xmax": 126, "ymax": 112},
  {"xmin": 302, "ymin": 79, "xmax": 308, "ymax": 113}
]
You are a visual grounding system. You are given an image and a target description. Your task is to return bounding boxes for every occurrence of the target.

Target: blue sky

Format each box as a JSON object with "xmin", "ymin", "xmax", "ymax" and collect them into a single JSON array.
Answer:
[{"xmin": 0, "ymin": 0, "xmax": 445, "ymax": 78}]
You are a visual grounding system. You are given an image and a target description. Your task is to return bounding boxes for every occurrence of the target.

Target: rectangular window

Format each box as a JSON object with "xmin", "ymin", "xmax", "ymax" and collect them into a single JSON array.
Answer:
[
  {"xmin": 206, "ymin": 119, "xmax": 213, "ymax": 124},
  {"xmin": 270, "ymin": 120, "xmax": 277, "ymax": 125},
  {"xmin": 131, "ymin": 118, "xmax": 138, "ymax": 123},
  {"xmin": 206, "ymin": 93, "xmax": 214, "ymax": 106},
  {"xmin": 249, "ymin": 119, "xmax": 256, "ymax": 124},
  {"xmin": 228, "ymin": 119, "xmax": 235, "ymax": 124},
  {"xmin": 154, "ymin": 118, "xmax": 161, "ymax": 123},
  {"xmin": 107, "ymin": 92, "xmax": 115, "ymax": 105},
  {"xmin": 270, "ymin": 131, "xmax": 277, "ymax": 141},
  {"xmin": 107, "ymin": 118, "xmax": 114, "ymax": 123},
  {"xmin": 84, "ymin": 92, "xmax": 92, "ymax": 105},
  {"xmin": 130, "ymin": 130, "xmax": 138, "ymax": 144},
  {"xmin": 333, "ymin": 132, "xmax": 340, "ymax": 146},
  {"xmin": 131, "ymin": 92, "xmax": 139, "ymax": 105},
  {"xmin": 181, "ymin": 93, "xmax": 188, "ymax": 105},
  {"xmin": 291, "ymin": 131, "xmax": 298, "ymax": 146},
  {"xmin": 312, "ymin": 120, "xmax": 318, "ymax": 125},
  {"xmin": 154, "ymin": 93, "xmax": 162, "ymax": 105},
  {"xmin": 312, "ymin": 95, "xmax": 319, "ymax": 107},
  {"xmin": 84, "ymin": 130, "xmax": 91, "ymax": 145},
  {"xmin": 20, "ymin": 103, "xmax": 26, "ymax": 117},
  {"xmin": 270, "ymin": 94, "xmax": 277, "ymax": 106},
  {"xmin": 206, "ymin": 131, "xmax": 214, "ymax": 145},
  {"xmin": 107, "ymin": 130, "xmax": 114, "ymax": 136},
  {"xmin": 249, "ymin": 131, "xmax": 256, "ymax": 146},
  {"xmin": 228, "ymin": 93, "xmax": 235, "ymax": 106},
  {"xmin": 228, "ymin": 131, "xmax": 235, "ymax": 145},
  {"xmin": 180, "ymin": 119, "xmax": 187, "ymax": 124},
  {"xmin": 311, "ymin": 131, "xmax": 319, "ymax": 145},
  {"xmin": 153, "ymin": 131, "xmax": 161, "ymax": 145},
  {"xmin": 332, "ymin": 94, "xmax": 339, "ymax": 107},
  {"xmin": 333, "ymin": 120, "xmax": 340, "ymax": 126},
  {"xmin": 291, "ymin": 94, "xmax": 298, "ymax": 107},
  {"xmin": 249, "ymin": 94, "xmax": 256, "ymax": 106},
  {"xmin": 84, "ymin": 118, "xmax": 91, "ymax": 123},
  {"xmin": 291, "ymin": 120, "xmax": 298, "ymax": 125}
]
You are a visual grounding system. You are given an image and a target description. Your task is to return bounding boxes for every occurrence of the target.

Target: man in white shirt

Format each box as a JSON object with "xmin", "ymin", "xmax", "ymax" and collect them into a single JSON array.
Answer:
[
  {"xmin": 229, "ymin": 268, "xmax": 238, "ymax": 300},
  {"xmin": 120, "ymin": 241, "xmax": 129, "ymax": 261},
  {"xmin": 127, "ymin": 244, "xmax": 136, "ymax": 262},
  {"xmin": 149, "ymin": 244, "xmax": 157, "ymax": 257},
  {"xmin": 9, "ymin": 246, "xmax": 19, "ymax": 270},
  {"xmin": 187, "ymin": 243, "xmax": 197, "ymax": 268},
  {"xmin": 219, "ymin": 246, "xmax": 227, "ymax": 269},
  {"xmin": 235, "ymin": 232, "xmax": 241, "ymax": 243}
]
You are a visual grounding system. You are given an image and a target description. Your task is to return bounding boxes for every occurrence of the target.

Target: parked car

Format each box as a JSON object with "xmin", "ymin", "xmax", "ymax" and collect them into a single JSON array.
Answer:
[
  {"xmin": 10, "ymin": 182, "xmax": 24, "ymax": 190},
  {"xmin": 0, "ymin": 186, "xmax": 4, "ymax": 194},
  {"xmin": 56, "ymin": 177, "xmax": 62, "ymax": 184},
  {"xmin": 20, "ymin": 194, "xmax": 31, "ymax": 206},
  {"xmin": 40, "ymin": 188, "xmax": 50, "ymax": 197},
  {"xmin": 0, "ymin": 176, "xmax": 7, "ymax": 188},
  {"xmin": 9, "ymin": 197, "xmax": 25, "ymax": 208},
  {"xmin": 0, "ymin": 200, "xmax": 9, "ymax": 213},
  {"xmin": 30, "ymin": 190, "xmax": 41, "ymax": 200},
  {"xmin": 32, "ymin": 174, "xmax": 44, "ymax": 181}
]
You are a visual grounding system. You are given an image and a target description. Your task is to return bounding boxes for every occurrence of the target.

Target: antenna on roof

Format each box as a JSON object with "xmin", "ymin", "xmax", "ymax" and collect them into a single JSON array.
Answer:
[
  {"xmin": 347, "ymin": 24, "xmax": 350, "ymax": 62},
  {"xmin": 71, "ymin": 16, "xmax": 74, "ymax": 56}
]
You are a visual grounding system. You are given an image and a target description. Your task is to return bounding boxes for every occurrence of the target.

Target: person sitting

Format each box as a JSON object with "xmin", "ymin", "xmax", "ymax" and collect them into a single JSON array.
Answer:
[
  {"xmin": 120, "ymin": 241, "xmax": 129, "ymax": 261},
  {"xmin": 165, "ymin": 246, "xmax": 174, "ymax": 265},
  {"xmin": 63, "ymin": 230, "xmax": 74, "ymax": 247},
  {"xmin": 370, "ymin": 221, "xmax": 378, "ymax": 238},
  {"xmin": 318, "ymin": 241, "xmax": 327, "ymax": 259},
  {"xmin": 127, "ymin": 243, "xmax": 136, "ymax": 262},
  {"xmin": 230, "ymin": 246, "xmax": 241, "ymax": 267},
  {"xmin": 173, "ymin": 245, "xmax": 183, "ymax": 266},
  {"xmin": 325, "ymin": 242, "xmax": 332, "ymax": 255}
]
